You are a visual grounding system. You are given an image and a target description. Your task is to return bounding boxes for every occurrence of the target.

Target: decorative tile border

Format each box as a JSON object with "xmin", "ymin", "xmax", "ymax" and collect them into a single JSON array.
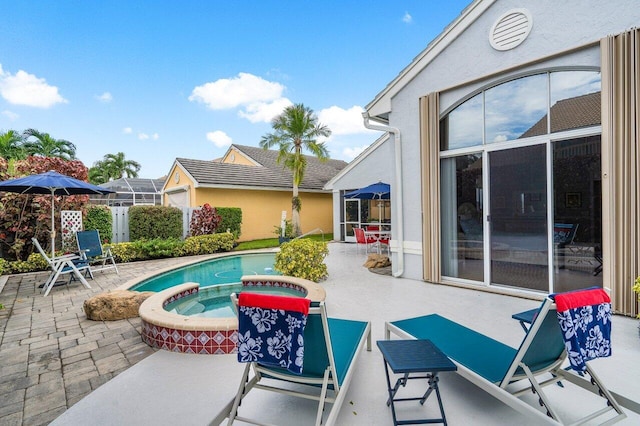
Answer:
[{"xmin": 141, "ymin": 321, "xmax": 238, "ymax": 354}]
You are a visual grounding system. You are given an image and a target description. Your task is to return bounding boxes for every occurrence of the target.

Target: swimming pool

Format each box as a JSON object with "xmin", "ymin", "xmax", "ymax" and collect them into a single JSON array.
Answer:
[{"xmin": 130, "ymin": 252, "xmax": 278, "ymax": 292}]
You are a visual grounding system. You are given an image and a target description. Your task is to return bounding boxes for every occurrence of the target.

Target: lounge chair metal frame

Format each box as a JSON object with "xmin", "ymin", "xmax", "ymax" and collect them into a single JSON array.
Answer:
[
  {"xmin": 384, "ymin": 296, "xmax": 634, "ymax": 425},
  {"xmin": 31, "ymin": 237, "xmax": 92, "ymax": 297},
  {"xmin": 76, "ymin": 230, "xmax": 119, "ymax": 275},
  {"xmin": 226, "ymin": 294, "xmax": 372, "ymax": 426}
]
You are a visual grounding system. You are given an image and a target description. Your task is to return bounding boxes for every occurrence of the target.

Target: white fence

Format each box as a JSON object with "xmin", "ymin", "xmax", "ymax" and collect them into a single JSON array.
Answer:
[{"xmin": 110, "ymin": 206, "xmax": 197, "ymax": 243}]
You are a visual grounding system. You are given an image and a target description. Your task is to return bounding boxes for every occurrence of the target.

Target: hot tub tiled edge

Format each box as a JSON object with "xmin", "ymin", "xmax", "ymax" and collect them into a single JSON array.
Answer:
[{"xmin": 138, "ymin": 276, "xmax": 326, "ymax": 355}]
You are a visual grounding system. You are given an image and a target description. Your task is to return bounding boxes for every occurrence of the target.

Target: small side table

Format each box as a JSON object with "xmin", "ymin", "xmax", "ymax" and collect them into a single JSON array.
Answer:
[{"xmin": 377, "ymin": 339, "xmax": 457, "ymax": 426}]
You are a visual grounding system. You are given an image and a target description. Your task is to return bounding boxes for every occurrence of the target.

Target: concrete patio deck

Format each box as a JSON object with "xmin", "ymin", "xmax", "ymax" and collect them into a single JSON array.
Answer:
[{"xmin": 1, "ymin": 243, "xmax": 638, "ymax": 425}]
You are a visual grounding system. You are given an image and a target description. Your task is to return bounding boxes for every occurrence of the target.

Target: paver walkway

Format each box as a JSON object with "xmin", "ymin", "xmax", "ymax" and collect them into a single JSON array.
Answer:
[{"xmin": 0, "ymin": 255, "xmax": 211, "ymax": 426}]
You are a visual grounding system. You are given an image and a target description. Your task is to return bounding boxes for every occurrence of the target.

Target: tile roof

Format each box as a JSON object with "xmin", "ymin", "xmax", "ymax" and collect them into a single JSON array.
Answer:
[
  {"xmin": 520, "ymin": 92, "xmax": 601, "ymax": 138},
  {"xmin": 176, "ymin": 144, "xmax": 348, "ymax": 191}
]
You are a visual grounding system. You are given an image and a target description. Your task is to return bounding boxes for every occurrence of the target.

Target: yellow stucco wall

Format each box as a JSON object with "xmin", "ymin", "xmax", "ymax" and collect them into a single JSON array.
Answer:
[
  {"xmin": 162, "ymin": 163, "xmax": 333, "ymax": 241},
  {"xmin": 194, "ymin": 187, "xmax": 333, "ymax": 241},
  {"xmin": 163, "ymin": 164, "xmax": 196, "ymax": 206},
  {"xmin": 221, "ymin": 148, "xmax": 256, "ymax": 166}
]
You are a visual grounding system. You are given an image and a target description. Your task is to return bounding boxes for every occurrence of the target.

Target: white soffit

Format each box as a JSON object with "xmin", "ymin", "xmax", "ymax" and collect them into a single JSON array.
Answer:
[{"xmin": 489, "ymin": 8, "xmax": 533, "ymax": 51}]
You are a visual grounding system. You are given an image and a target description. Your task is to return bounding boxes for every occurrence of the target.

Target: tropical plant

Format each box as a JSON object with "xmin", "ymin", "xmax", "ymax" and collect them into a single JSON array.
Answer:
[
  {"xmin": 88, "ymin": 163, "xmax": 112, "ymax": 185},
  {"xmin": 0, "ymin": 129, "xmax": 26, "ymax": 160},
  {"xmin": 0, "ymin": 156, "xmax": 90, "ymax": 260},
  {"xmin": 89, "ymin": 152, "xmax": 141, "ymax": 184},
  {"xmin": 189, "ymin": 203, "xmax": 222, "ymax": 236},
  {"xmin": 259, "ymin": 103, "xmax": 331, "ymax": 236},
  {"xmin": 22, "ymin": 128, "xmax": 77, "ymax": 160}
]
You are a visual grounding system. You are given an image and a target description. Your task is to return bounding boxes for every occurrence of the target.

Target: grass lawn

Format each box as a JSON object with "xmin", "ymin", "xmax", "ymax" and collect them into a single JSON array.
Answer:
[{"xmin": 234, "ymin": 233, "xmax": 333, "ymax": 251}]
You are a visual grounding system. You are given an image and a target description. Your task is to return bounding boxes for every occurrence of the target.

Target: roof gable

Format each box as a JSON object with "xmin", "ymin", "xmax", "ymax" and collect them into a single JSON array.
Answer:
[
  {"xmin": 366, "ymin": 0, "xmax": 494, "ymax": 119},
  {"xmin": 175, "ymin": 144, "xmax": 347, "ymax": 191}
]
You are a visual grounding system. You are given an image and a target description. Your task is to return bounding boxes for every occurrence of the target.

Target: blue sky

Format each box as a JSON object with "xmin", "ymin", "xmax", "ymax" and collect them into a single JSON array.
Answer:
[{"xmin": 0, "ymin": 1, "xmax": 470, "ymax": 178}]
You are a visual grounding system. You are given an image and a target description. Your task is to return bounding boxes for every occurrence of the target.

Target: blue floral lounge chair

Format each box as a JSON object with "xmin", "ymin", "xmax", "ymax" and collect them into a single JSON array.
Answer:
[
  {"xmin": 32, "ymin": 237, "xmax": 92, "ymax": 297},
  {"xmin": 384, "ymin": 288, "xmax": 635, "ymax": 425},
  {"xmin": 225, "ymin": 292, "xmax": 372, "ymax": 426},
  {"xmin": 76, "ymin": 230, "xmax": 119, "ymax": 275}
]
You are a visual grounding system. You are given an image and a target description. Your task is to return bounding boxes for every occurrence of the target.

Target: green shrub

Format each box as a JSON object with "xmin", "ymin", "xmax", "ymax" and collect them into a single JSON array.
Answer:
[
  {"xmin": 274, "ymin": 239, "xmax": 328, "ymax": 282},
  {"xmin": 183, "ymin": 233, "xmax": 235, "ymax": 255},
  {"xmin": 217, "ymin": 207, "xmax": 242, "ymax": 239},
  {"xmin": 107, "ymin": 242, "xmax": 142, "ymax": 263},
  {"xmin": 2, "ymin": 251, "xmax": 68, "ymax": 275},
  {"xmin": 107, "ymin": 238, "xmax": 184, "ymax": 261},
  {"xmin": 84, "ymin": 205, "xmax": 113, "ymax": 243},
  {"xmin": 0, "ymin": 258, "xmax": 8, "ymax": 275},
  {"xmin": 27, "ymin": 252, "xmax": 48, "ymax": 271},
  {"xmin": 134, "ymin": 238, "xmax": 184, "ymax": 259},
  {"xmin": 129, "ymin": 206, "xmax": 182, "ymax": 241}
]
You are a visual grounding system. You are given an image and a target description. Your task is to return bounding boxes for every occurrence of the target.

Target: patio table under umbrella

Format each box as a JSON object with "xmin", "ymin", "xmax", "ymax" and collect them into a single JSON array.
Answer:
[
  {"xmin": 0, "ymin": 170, "xmax": 114, "ymax": 259},
  {"xmin": 344, "ymin": 181, "xmax": 390, "ymax": 226}
]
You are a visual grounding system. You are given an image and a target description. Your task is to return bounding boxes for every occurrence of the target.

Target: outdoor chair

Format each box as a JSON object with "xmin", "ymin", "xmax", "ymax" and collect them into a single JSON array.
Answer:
[
  {"xmin": 31, "ymin": 237, "xmax": 92, "ymax": 297},
  {"xmin": 384, "ymin": 288, "xmax": 633, "ymax": 425},
  {"xmin": 354, "ymin": 227, "xmax": 376, "ymax": 254},
  {"xmin": 225, "ymin": 292, "xmax": 372, "ymax": 426},
  {"xmin": 76, "ymin": 230, "xmax": 119, "ymax": 275}
]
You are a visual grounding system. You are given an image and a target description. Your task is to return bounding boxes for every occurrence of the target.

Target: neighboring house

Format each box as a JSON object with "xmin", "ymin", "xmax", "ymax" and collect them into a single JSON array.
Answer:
[
  {"xmin": 162, "ymin": 144, "xmax": 347, "ymax": 241},
  {"xmin": 330, "ymin": 0, "xmax": 639, "ymax": 316}
]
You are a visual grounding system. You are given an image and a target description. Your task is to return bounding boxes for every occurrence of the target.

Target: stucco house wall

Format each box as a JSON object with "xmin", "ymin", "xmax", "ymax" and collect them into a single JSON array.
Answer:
[
  {"xmin": 368, "ymin": 0, "xmax": 640, "ymax": 281},
  {"xmin": 193, "ymin": 187, "xmax": 333, "ymax": 241}
]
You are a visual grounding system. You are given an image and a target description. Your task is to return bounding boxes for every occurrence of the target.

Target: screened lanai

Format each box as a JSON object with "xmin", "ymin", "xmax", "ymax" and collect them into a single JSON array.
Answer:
[{"xmin": 90, "ymin": 177, "xmax": 165, "ymax": 206}]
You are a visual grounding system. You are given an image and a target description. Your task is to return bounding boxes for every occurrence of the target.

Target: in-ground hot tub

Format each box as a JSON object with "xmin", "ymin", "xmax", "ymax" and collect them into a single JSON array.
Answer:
[{"xmin": 138, "ymin": 275, "xmax": 326, "ymax": 354}]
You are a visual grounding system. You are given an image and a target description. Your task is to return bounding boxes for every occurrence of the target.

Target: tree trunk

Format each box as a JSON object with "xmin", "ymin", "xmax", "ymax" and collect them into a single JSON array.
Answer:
[{"xmin": 292, "ymin": 184, "xmax": 302, "ymax": 236}]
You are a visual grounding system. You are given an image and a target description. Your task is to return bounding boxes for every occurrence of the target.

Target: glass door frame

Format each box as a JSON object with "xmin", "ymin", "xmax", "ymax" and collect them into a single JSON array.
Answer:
[{"xmin": 343, "ymin": 198, "xmax": 361, "ymax": 242}]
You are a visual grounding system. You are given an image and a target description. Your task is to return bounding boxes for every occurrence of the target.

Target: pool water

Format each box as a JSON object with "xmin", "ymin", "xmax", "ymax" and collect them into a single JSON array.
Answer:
[
  {"xmin": 164, "ymin": 283, "xmax": 307, "ymax": 318},
  {"xmin": 130, "ymin": 253, "xmax": 278, "ymax": 292}
]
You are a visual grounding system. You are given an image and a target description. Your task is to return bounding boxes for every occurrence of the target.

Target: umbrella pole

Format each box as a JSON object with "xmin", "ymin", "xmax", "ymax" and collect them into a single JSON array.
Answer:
[{"xmin": 50, "ymin": 189, "xmax": 56, "ymax": 260}]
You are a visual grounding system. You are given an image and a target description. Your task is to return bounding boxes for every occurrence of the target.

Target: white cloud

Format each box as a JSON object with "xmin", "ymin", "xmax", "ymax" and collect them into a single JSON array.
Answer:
[
  {"xmin": 2, "ymin": 110, "xmax": 19, "ymax": 121},
  {"xmin": 403, "ymin": 12, "xmax": 413, "ymax": 24},
  {"xmin": 138, "ymin": 133, "xmax": 149, "ymax": 140},
  {"xmin": 189, "ymin": 72, "xmax": 293, "ymax": 123},
  {"xmin": 96, "ymin": 92, "xmax": 113, "ymax": 103},
  {"xmin": 189, "ymin": 72, "xmax": 285, "ymax": 110},
  {"xmin": 343, "ymin": 145, "xmax": 367, "ymax": 160},
  {"xmin": 238, "ymin": 98, "xmax": 293, "ymax": 123},
  {"xmin": 152, "ymin": 133, "xmax": 159, "ymax": 140},
  {"xmin": 206, "ymin": 130, "xmax": 233, "ymax": 148},
  {"xmin": 0, "ymin": 64, "xmax": 67, "ymax": 108},
  {"xmin": 318, "ymin": 105, "xmax": 374, "ymax": 135},
  {"xmin": 123, "ymin": 127, "xmax": 133, "ymax": 134}
]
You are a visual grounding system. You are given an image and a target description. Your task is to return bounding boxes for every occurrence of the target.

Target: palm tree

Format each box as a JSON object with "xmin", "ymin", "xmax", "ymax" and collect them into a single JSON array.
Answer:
[
  {"xmin": 0, "ymin": 129, "xmax": 26, "ymax": 160},
  {"xmin": 88, "ymin": 161, "xmax": 111, "ymax": 184},
  {"xmin": 259, "ymin": 103, "xmax": 331, "ymax": 236},
  {"xmin": 102, "ymin": 152, "xmax": 141, "ymax": 179},
  {"xmin": 88, "ymin": 152, "xmax": 141, "ymax": 184},
  {"xmin": 22, "ymin": 128, "xmax": 77, "ymax": 159}
]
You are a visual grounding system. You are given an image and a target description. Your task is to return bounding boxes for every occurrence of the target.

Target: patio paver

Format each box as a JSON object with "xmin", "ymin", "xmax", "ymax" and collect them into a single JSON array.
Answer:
[{"xmin": 1, "ymin": 244, "xmax": 639, "ymax": 425}]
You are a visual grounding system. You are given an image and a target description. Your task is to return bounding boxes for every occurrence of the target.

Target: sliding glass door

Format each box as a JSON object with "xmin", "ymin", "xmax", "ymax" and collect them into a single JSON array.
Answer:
[{"xmin": 488, "ymin": 145, "xmax": 548, "ymax": 291}]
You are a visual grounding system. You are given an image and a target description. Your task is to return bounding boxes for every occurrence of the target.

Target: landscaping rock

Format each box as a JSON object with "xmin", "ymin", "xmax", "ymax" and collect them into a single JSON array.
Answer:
[
  {"xmin": 84, "ymin": 290, "xmax": 154, "ymax": 321},
  {"xmin": 364, "ymin": 254, "xmax": 391, "ymax": 269}
]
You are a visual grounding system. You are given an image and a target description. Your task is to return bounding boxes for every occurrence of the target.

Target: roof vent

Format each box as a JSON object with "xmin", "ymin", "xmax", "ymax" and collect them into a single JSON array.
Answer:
[{"xmin": 490, "ymin": 9, "xmax": 532, "ymax": 51}]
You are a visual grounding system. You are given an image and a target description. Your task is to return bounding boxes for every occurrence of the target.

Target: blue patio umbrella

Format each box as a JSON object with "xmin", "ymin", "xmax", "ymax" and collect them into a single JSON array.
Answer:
[
  {"xmin": 344, "ymin": 181, "xmax": 390, "ymax": 225},
  {"xmin": 344, "ymin": 181, "xmax": 390, "ymax": 200},
  {"xmin": 0, "ymin": 170, "xmax": 114, "ymax": 259}
]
